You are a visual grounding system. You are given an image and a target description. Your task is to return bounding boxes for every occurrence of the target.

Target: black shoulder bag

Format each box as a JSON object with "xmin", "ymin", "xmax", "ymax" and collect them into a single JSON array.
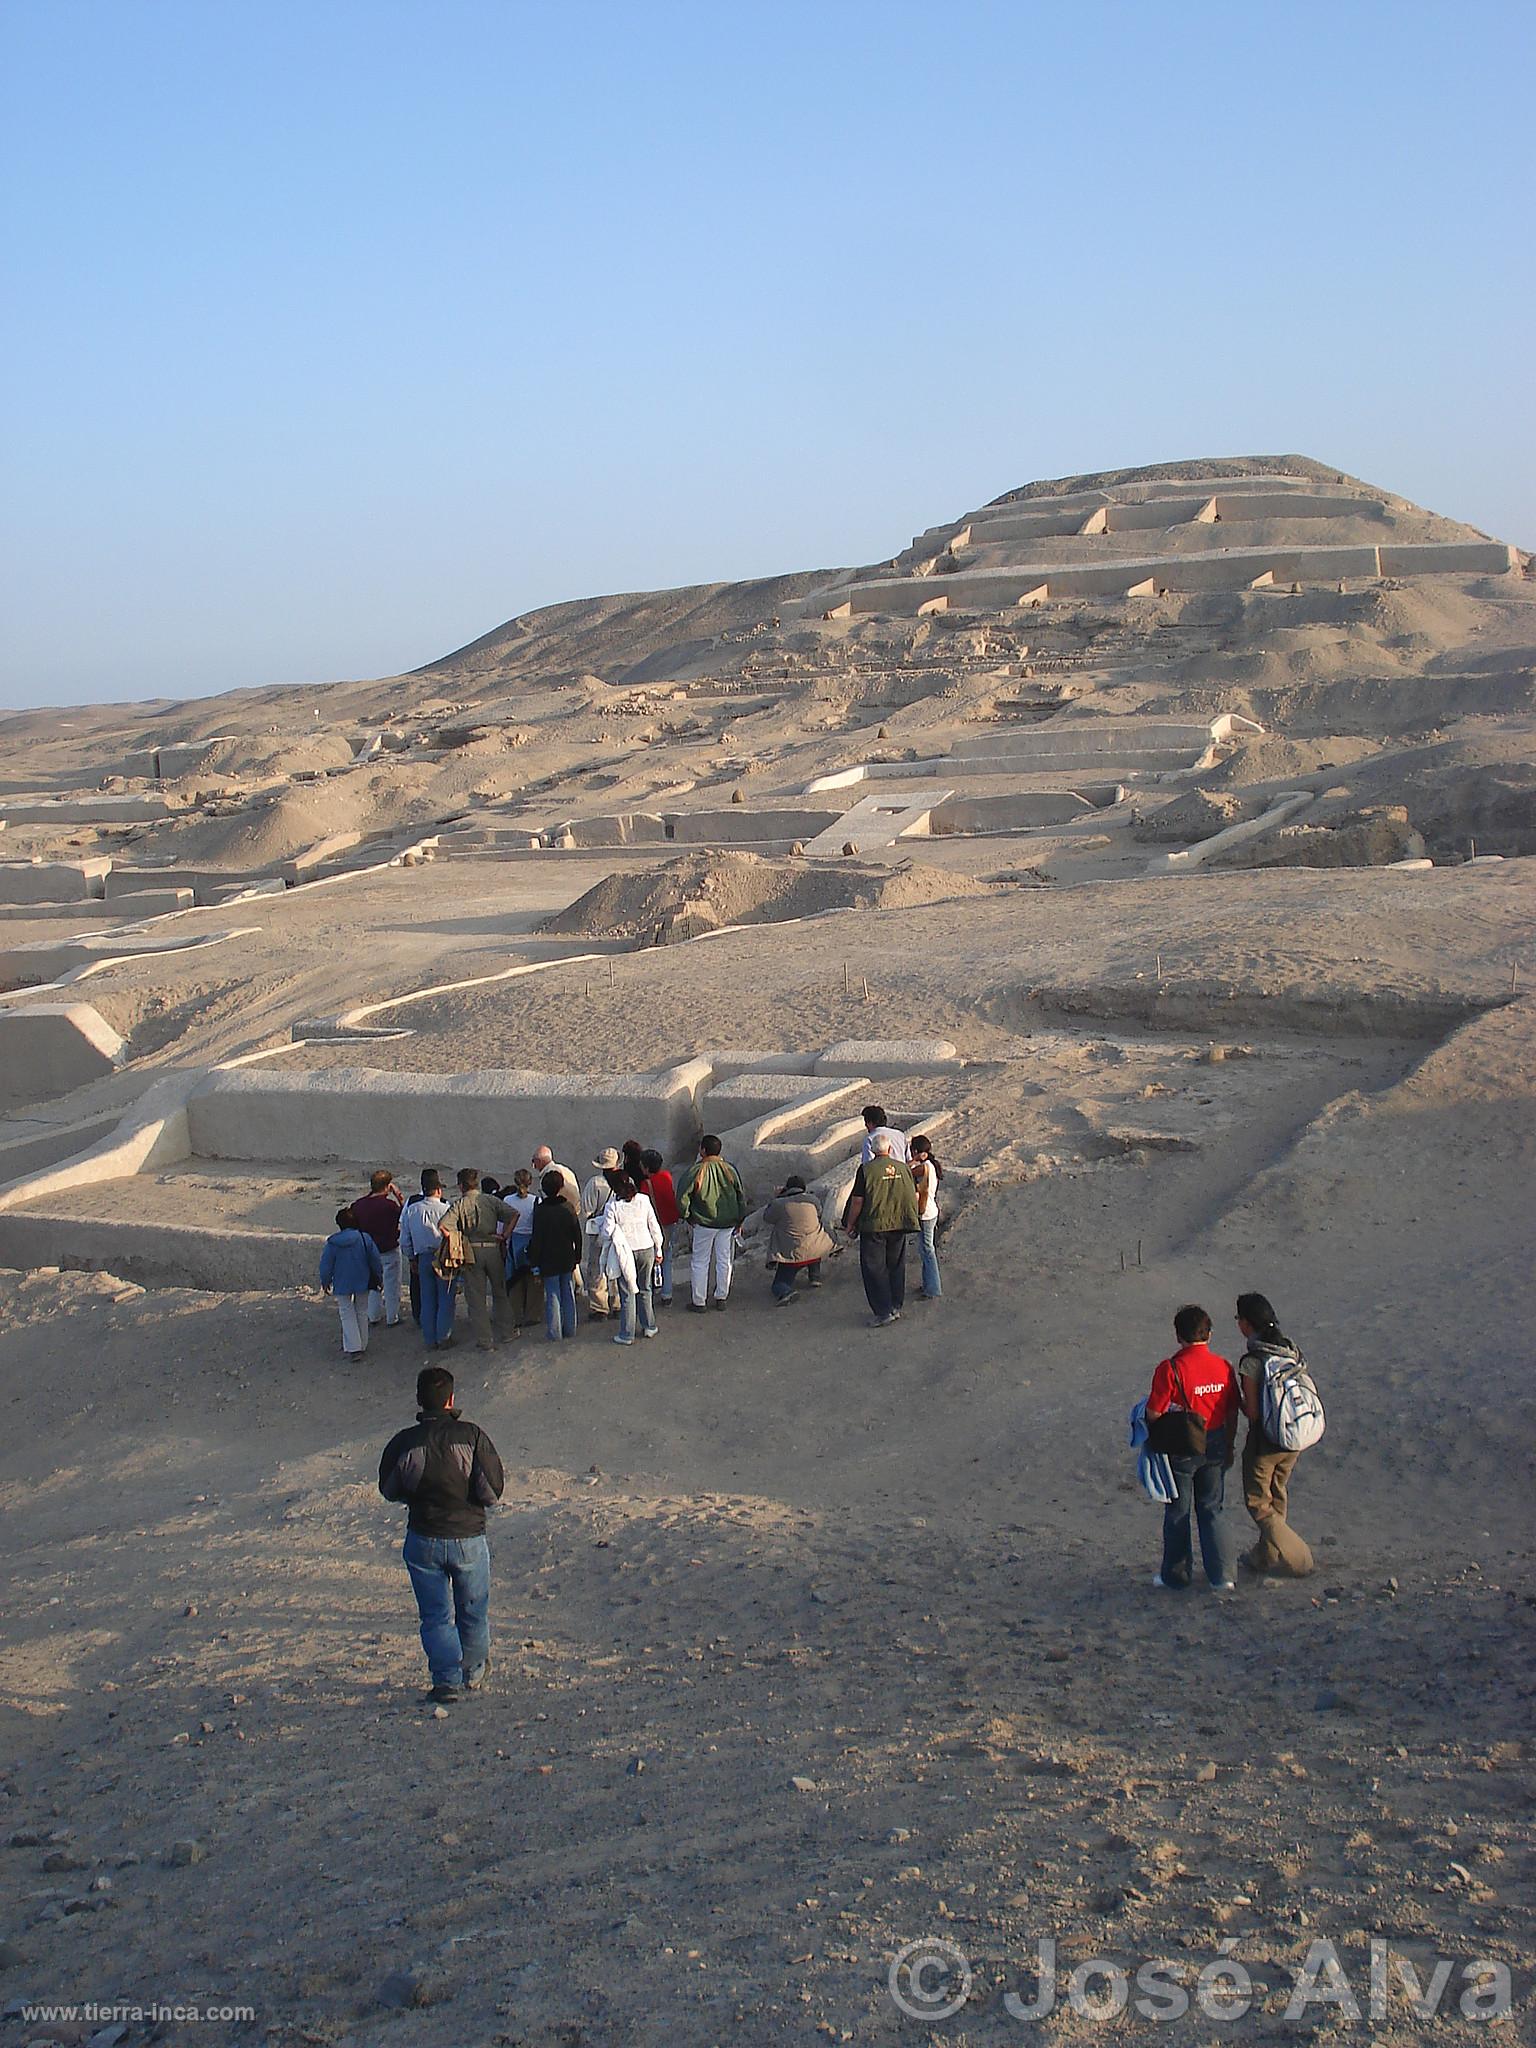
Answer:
[{"xmin": 1146, "ymin": 1357, "xmax": 1208, "ymax": 1458}]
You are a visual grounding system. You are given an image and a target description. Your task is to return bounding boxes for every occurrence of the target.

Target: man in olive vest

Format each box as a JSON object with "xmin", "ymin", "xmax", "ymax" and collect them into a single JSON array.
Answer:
[{"xmin": 442, "ymin": 1168, "xmax": 516, "ymax": 1350}]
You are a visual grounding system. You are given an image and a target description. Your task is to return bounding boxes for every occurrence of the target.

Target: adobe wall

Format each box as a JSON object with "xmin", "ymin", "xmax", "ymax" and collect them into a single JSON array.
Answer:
[
  {"xmin": 1378, "ymin": 542, "xmax": 1517, "ymax": 576},
  {"xmin": 0, "ymin": 795, "xmax": 171, "ymax": 824},
  {"xmin": 949, "ymin": 720, "xmax": 1216, "ymax": 762},
  {"xmin": 184, "ymin": 1062, "xmax": 712, "ymax": 1172},
  {"xmin": 665, "ymin": 808, "xmax": 841, "ymax": 843},
  {"xmin": 926, "ymin": 791, "xmax": 1102, "ymax": 833},
  {"xmin": 104, "ymin": 867, "xmax": 266, "ymax": 904},
  {"xmin": 0, "ymin": 1209, "xmax": 312, "ymax": 1293},
  {"xmin": 0, "ymin": 1003, "xmax": 125, "ymax": 1114},
  {"xmin": 0, "ymin": 858, "xmax": 112, "ymax": 904}
]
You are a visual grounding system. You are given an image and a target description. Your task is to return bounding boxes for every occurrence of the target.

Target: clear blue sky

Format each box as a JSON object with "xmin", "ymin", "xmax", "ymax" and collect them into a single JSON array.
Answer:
[{"xmin": 2, "ymin": 0, "xmax": 1532, "ymax": 708}]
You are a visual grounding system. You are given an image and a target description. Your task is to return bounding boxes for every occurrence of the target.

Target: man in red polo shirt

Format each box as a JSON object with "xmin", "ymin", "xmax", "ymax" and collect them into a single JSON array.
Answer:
[{"xmin": 1144, "ymin": 1304, "xmax": 1240, "ymax": 1592}]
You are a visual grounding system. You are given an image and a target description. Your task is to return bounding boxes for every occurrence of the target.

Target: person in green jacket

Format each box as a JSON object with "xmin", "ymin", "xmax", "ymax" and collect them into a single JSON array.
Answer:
[
  {"xmin": 677, "ymin": 1134, "xmax": 747, "ymax": 1311},
  {"xmin": 841, "ymin": 1135, "xmax": 919, "ymax": 1327}
]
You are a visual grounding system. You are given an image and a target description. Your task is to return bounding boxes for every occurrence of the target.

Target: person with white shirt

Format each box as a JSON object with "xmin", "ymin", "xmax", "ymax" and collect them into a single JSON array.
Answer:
[
  {"xmin": 908, "ymin": 1132, "xmax": 943, "ymax": 1300},
  {"xmin": 401, "ymin": 1168, "xmax": 456, "ymax": 1349},
  {"xmin": 598, "ymin": 1171, "xmax": 665, "ymax": 1345},
  {"xmin": 859, "ymin": 1103, "xmax": 910, "ymax": 1165}
]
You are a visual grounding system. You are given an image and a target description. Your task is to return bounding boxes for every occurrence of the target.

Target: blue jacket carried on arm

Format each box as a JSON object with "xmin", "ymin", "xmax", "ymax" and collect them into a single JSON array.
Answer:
[{"xmin": 319, "ymin": 1227, "xmax": 382, "ymax": 1297}]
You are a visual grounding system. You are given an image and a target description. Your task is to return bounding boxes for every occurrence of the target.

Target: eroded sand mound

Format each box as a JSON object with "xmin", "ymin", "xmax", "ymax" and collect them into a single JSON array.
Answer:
[{"xmin": 543, "ymin": 851, "xmax": 991, "ymax": 941}]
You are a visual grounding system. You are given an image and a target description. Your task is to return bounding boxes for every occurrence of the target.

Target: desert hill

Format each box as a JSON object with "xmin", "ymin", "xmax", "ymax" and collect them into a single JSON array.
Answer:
[{"xmin": 0, "ymin": 454, "xmax": 1533, "ymax": 2042}]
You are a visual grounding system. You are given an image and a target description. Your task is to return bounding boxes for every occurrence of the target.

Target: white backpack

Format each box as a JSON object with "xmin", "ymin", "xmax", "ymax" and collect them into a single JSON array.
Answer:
[{"xmin": 1260, "ymin": 1347, "xmax": 1326, "ymax": 1452}]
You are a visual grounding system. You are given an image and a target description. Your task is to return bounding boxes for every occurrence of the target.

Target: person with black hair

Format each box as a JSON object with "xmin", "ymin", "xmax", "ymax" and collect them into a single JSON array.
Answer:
[
  {"xmin": 678, "ymin": 1134, "xmax": 747, "ymax": 1311},
  {"xmin": 319, "ymin": 1205, "xmax": 383, "ymax": 1357},
  {"xmin": 1235, "ymin": 1291, "xmax": 1317, "ymax": 1578},
  {"xmin": 908, "ymin": 1133, "xmax": 943, "ymax": 1300},
  {"xmin": 641, "ymin": 1148, "xmax": 681, "ymax": 1304},
  {"xmin": 598, "ymin": 1169, "xmax": 664, "ymax": 1344},
  {"xmin": 377, "ymin": 1366, "xmax": 505, "ymax": 1704},
  {"xmin": 528, "ymin": 1169, "xmax": 583, "ymax": 1339},
  {"xmin": 859, "ymin": 1104, "xmax": 910, "ymax": 1164},
  {"xmin": 1144, "ymin": 1304, "xmax": 1240, "ymax": 1591}
]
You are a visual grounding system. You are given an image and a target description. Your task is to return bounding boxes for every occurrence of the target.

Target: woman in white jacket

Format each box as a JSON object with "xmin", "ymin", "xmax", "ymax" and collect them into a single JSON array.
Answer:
[{"xmin": 599, "ymin": 1171, "xmax": 665, "ymax": 1345}]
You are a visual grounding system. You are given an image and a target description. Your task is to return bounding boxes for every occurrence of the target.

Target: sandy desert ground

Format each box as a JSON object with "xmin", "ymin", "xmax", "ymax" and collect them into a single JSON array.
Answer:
[{"xmin": 1, "ymin": 458, "xmax": 1533, "ymax": 2045}]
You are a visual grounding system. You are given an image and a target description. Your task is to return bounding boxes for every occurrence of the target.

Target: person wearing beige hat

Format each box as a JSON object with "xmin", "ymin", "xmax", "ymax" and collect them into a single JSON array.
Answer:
[{"xmin": 580, "ymin": 1147, "xmax": 622, "ymax": 1317}]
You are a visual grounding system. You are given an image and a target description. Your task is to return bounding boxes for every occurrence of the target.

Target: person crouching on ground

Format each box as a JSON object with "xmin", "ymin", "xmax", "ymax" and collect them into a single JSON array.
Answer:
[
  {"xmin": 319, "ymin": 1205, "xmax": 382, "ymax": 1357},
  {"xmin": 377, "ymin": 1365, "xmax": 505, "ymax": 1704},
  {"xmin": 842, "ymin": 1135, "xmax": 919, "ymax": 1327},
  {"xmin": 599, "ymin": 1169, "xmax": 665, "ymax": 1344},
  {"xmin": 1235, "ymin": 1290, "xmax": 1317, "ymax": 1578},
  {"xmin": 762, "ymin": 1175, "xmax": 834, "ymax": 1305},
  {"xmin": 1145, "ymin": 1304, "xmax": 1240, "ymax": 1592},
  {"xmin": 528, "ymin": 1168, "xmax": 583, "ymax": 1340}
]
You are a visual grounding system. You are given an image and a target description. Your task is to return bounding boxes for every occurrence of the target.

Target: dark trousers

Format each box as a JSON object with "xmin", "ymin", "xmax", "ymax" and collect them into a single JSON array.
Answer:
[
  {"xmin": 859, "ymin": 1231, "xmax": 908, "ymax": 1319},
  {"xmin": 408, "ymin": 1256, "xmax": 421, "ymax": 1325},
  {"xmin": 1160, "ymin": 1428, "xmax": 1232, "ymax": 1588}
]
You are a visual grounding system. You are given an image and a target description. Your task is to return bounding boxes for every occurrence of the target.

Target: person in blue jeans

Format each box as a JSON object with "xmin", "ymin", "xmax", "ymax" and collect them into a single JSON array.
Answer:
[
  {"xmin": 528, "ymin": 1170, "xmax": 582, "ymax": 1340},
  {"xmin": 378, "ymin": 1365, "xmax": 506, "ymax": 1703},
  {"xmin": 1144, "ymin": 1304, "xmax": 1240, "ymax": 1592},
  {"xmin": 400, "ymin": 1168, "xmax": 456, "ymax": 1349},
  {"xmin": 908, "ymin": 1134, "xmax": 943, "ymax": 1300}
]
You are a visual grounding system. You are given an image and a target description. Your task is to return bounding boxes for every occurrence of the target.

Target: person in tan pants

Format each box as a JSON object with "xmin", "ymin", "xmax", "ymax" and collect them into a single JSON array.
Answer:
[
  {"xmin": 1235, "ymin": 1291, "xmax": 1316, "ymax": 1576},
  {"xmin": 442, "ymin": 1169, "xmax": 516, "ymax": 1351}
]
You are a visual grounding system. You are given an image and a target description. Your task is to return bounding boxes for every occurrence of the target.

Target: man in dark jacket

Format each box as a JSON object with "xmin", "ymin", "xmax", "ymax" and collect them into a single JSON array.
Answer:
[
  {"xmin": 528, "ymin": 1170, "xmax": 583, "ymax": 1340},
  {"xmin": 378, "ymin": 1366, "xmax": 506, "ymax": 1703}
]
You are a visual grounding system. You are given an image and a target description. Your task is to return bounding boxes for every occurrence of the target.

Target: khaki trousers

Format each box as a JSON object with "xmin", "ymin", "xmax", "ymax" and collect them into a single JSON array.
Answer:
[
  {"xmin": 460, "ymin": 1245, "xmax": 504, "ymax": 1347},
  {"xmin": 581, "ymin": 1232, "xmax": 611, "ymax": 1314},
  {"xmin": 1242, "ymin": 1435, "xmax": 1315, "ymax": 1576}
]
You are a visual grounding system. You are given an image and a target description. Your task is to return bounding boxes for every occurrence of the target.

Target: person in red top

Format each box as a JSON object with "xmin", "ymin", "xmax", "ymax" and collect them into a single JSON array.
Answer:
[
  {"xmin": 351, "ymin": 1169, "xmax": 406, "ymax": 1330},
  {"xmin": 1144, "ymin": 1304, "xmax": 1240, "ymax": 1592},
  {"xmin": 640, "ymin": 1149, "xmax": 681, "ymax": 1306}
]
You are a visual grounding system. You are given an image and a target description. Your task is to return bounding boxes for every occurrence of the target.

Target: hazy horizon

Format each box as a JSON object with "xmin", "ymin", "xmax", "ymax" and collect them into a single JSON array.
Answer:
[{"xmin": 3, "ymin": 0, "xmax": 1532, "ymax": 712}]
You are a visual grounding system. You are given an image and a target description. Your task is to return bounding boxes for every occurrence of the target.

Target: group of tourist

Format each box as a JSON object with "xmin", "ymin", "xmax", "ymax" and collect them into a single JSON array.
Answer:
[
  {"xmin": 1141, "ymin": 1292, "xmax": 1318, "ymax": 1590},
  {"xmin": 320, "ymin": 1107, "xmax": 947, "ymax": 1358},
  {"xmin": 375, "ymin": 1281, "xmax": 1321, "ymax": 1705}
]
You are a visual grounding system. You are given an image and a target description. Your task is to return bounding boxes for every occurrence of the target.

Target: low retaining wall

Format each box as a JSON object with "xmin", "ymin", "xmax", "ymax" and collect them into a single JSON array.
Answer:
[
  {"xmin": 847, "ymin": 541, "xmax": 1513, "ymax": 614},
  {"xmin": 184, "ymin": 1062, "xmax": 712, "ymax": 1172},
  {"xmin": 0, "ymin": 795, "xmax": 172, "ymax": 824},
  {"xmin": 0, "ymin": 1003, "xmax": 125, "ymax": 1114},
  {"xmin": 666, "ymin": 808, "xmax": 841, "ymax": 843},
  {"xmin": 105, "ymin": 867, "xmax": 267, "ymax": 905},
  {"xmin": 927, "ymin": 790, "xmax": 1102, "ymax": 832},
  {"xmin": 0, "ymin": 858, "xmax": 111, "ymax": 904},
  {"xmin": 0, "ymin": 1210, "xmax": 313, "ymax": 1292}
]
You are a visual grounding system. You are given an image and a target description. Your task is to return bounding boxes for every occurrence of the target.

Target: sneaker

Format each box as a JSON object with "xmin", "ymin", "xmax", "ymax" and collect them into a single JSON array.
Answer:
[
  {"xmin": 776, "ymin": 1291, "xmax": 800, "ymax": 1306},
  {"xmin": 915, "ymin": 1291, "xmax": 940, "ymax": 1302},
  {"xmin": 613, "ymin": 1334, "xmax": 634, "ymax": 1346},
  {"xmin": 640, "ymin": 1326, "xmax": 659, "ymax": 1338},
  {"xmin": 1212, "ymin": 1581, "xmax": 1238, "ymax": 1593},
  {"xmin": 807, "ymin": 1277, "xmax": 823, "ymax": 1289},
  {"xmin": 1151, "ymin": 1575, "xmax": 1174, "ymax": 1590},
  {"xmin": 687, "ymin": 1302, "xmax": 709, "ymax": 1314},
  {"xmin": 463, "ymin": 1659, "xmax": 489, "ymax": 1691},
  {"xmin": 713, "ymin": 1298, "xmax": 729, "ymax": 1311},
  {"xmin": 872, "ymin": 1313, "xmax": 898, "ymax": 1328},
  {"xmin": 428, "ymin": 1684, "xmax": 462, "ymax": 1704}
]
